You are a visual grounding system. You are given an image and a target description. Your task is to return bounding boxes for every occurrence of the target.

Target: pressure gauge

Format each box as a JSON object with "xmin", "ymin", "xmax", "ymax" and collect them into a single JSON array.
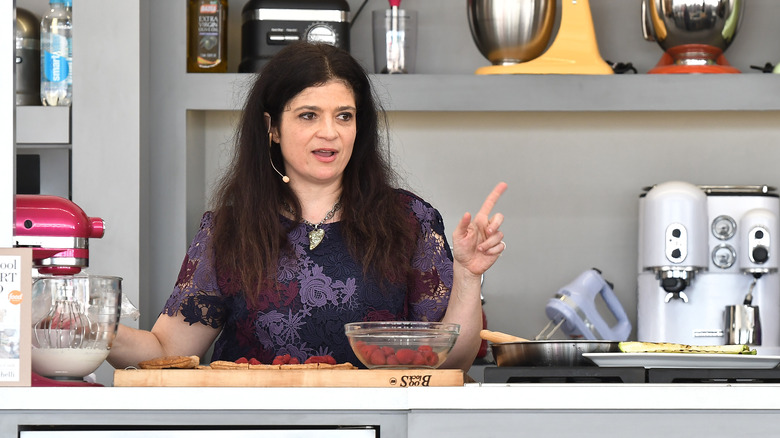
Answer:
[
  {"xmin": 306, "ymin": 23, "xmax": 338, "ymax": 45},
  {"xmin": 712, "ymin": 244, "xmax": 736, "ymax": 269},
  {"xmin": 711, "ymin": 215, "xmax": 736, "ymax": 240}
]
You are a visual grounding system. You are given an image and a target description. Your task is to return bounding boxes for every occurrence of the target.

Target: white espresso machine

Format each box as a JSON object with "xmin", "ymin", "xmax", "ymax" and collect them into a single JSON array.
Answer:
[{"xmin": 637, "ymin": 181, "xmax": 780, "ymax": 354}]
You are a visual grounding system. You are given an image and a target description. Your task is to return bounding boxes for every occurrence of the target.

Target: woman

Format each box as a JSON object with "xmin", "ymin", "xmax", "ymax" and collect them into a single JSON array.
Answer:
[{"xmin": 108, "ymin": 42, "xmax": 506, "ymax": 372}]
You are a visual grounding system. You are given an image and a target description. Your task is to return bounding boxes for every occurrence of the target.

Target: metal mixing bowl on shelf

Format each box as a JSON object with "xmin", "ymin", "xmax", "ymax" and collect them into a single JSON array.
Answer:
[
  {"xmin": 467, "ymin": 0, "xmax": 556, "ymax": 66},
  {"xmin": 642, "ymin": 0, "xmax": 744, "ymax": 53},
  {"xmin": 344, "ymin": 321, "xmax": 460, "ymax": 369}
]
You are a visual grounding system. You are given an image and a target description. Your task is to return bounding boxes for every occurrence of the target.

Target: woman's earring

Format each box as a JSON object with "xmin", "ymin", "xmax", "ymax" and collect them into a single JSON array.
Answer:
[{"xmin": 269, "ymin": 132, "xmax": 273, "ymax": 146}]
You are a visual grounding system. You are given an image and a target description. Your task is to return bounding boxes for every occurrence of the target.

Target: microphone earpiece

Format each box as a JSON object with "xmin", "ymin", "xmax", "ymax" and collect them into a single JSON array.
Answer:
[{"xmin": 269, "ymin": 132, "xmax": 290, "ymax": 183}]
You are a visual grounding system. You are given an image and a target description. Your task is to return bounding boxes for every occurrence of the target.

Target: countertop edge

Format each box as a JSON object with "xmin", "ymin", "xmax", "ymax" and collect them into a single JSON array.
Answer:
[{"xmin": 3, "ymin": 384, "xmax": 780, "ymax": 412}]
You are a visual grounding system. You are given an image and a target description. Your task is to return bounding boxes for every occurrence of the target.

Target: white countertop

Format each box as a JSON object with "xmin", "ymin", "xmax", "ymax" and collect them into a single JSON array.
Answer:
[{"xmin": 3, "ymin": 384, "xmax": 780, "ymax": 412}]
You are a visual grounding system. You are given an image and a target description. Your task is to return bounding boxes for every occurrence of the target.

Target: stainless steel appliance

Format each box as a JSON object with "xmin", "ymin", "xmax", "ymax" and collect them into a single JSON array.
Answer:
[
  {"xmin": 15, "ymin": 7, "xmax": 40, "ymax": 105},
  {"xmin": 484, "ymin": 366, "xmax": 780, "ymax": 383},
  {"xmin": 467, "ymin": 0, "xmax": 612, "ymax": 75},
  {"xmin": 238, "ymin": 0, "xmax": 350, "ymax": 73},
  {"xmin": 637, "ymin": 182, "xmax": 780, "ymax": 355},
  {"xmin": 641, "ymin": 0, "xmax": 744, "ymax": 73}
]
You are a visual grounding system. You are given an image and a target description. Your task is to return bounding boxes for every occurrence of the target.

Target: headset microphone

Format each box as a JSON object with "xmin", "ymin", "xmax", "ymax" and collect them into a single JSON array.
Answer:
[
  {"xmin": 271, "ymin": 161, "xmax": 290, "ymax": 183},
  {"xmin": 269, "ymin": 132, "xmax": 290, "ymax": 183}
]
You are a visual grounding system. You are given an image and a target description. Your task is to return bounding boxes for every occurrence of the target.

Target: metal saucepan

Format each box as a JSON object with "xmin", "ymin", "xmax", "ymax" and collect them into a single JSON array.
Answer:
[{"xmin": 480, "ymin": 329, "xmax": 620, "ymax": 367}]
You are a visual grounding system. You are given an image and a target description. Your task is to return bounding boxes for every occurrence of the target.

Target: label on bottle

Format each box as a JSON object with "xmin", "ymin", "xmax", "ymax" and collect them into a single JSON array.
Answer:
[
  {"xmin": 197, "ymin": 4, "xmax": 222, "ymax": 67},
  {"xmin": 43, "ymin": 34, "xmax": 70, "ymax": 83}
]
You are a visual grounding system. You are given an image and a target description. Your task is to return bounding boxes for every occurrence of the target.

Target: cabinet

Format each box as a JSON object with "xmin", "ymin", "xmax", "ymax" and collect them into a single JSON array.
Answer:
[
  {"xmin": 15, "ymin": 107, "xmax": 70, "ymax": 199},
  {"xmin": 3, "ymin": 385, "xmax": 780, "ymax": 437},
  {"xmin": 15, "ymin": 107, "xmax": 69, "ymax": 144}
]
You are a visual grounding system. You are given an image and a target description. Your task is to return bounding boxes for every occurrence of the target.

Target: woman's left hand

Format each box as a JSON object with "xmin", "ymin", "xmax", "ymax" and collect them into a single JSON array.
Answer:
[{"xmin": 451, "ymin": 182, "xmax": 508, "ymax": 277}]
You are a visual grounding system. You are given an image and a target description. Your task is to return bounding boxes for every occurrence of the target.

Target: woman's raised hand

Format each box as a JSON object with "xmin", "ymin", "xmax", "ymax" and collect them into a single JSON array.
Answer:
[{"xmin": 451, "ymin": 182, "xmax": 508, "ymax": 277}]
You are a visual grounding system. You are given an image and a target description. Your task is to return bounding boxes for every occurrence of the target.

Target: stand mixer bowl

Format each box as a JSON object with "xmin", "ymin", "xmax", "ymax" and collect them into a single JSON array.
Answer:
[
  {"xmin": 31, "ymin": 275, "xmax": 122, "ymax": 379},
  {"xmin": 642, "ymin": 0, "xmax": 744, "ymax": 61},
  {"xmin": 467, "ymin": 0, "xmax": 556, "ymax": 65}
]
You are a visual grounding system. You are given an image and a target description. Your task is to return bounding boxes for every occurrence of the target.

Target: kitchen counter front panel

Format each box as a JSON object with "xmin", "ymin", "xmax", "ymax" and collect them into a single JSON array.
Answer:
[{"xmin": 4, "ymin": 385, "xmax": 780, "ymax": 437}]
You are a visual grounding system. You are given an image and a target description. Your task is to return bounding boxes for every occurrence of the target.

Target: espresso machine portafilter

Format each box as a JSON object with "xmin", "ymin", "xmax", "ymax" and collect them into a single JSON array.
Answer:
[{"xmin": 637, "ymin": 182, "xmax": 780, "ymax": 354}]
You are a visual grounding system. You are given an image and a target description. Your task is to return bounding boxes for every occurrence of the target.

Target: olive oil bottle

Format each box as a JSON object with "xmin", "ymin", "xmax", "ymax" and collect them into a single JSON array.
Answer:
[{"xmin": 187, "ymin": 0, "xmax": 228, "ymax": 73}]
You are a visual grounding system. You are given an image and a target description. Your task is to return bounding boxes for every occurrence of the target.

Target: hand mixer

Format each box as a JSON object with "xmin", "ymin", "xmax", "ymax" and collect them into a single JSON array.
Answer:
[{"xmin": 535, "ymin": 268, "xmax": 632, "ymax": 341}]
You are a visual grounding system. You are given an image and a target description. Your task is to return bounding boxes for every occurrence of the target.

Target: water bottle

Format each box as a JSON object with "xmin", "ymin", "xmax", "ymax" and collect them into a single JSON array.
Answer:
[{"xmin": 40, "ymin": 0, "xmax": 72, "ymax": 106}]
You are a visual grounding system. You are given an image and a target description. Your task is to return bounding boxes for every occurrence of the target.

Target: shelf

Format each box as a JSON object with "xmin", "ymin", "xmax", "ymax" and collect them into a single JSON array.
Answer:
[
  {"xmin": 15, "ymin": 106, "xmax": 70, "ymax": 144},
  {"xmin": 182, "ymin": 73, "xmax": 780, "ymax": 113}
]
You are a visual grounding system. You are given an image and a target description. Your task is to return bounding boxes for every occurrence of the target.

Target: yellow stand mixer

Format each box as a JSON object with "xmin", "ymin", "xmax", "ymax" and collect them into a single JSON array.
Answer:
[{"xmin": 469, "ymin": 0, "xmax": 613, "ymax": 75}]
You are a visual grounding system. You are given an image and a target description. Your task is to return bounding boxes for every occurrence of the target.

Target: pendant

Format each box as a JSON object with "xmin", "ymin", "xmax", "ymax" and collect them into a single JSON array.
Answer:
[{"xmin": 308, "ymin": 228, "xmax": 325, "ymax": 250}]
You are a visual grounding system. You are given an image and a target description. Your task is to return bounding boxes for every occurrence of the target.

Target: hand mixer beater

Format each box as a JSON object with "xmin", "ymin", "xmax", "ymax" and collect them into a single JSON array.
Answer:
[{"xmin": 535, "ymin": 269, "xmax": 632, "ymax": 341}]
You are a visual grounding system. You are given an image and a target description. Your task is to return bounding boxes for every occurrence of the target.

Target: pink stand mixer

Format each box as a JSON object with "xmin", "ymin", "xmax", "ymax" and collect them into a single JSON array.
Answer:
[
  {"xmin": 13, "ymin": 195, "xmax": 105, "ymax": 275},
  {"xmin": 13, "ymin": 195, "xmax": 122, "ymax": 386}
]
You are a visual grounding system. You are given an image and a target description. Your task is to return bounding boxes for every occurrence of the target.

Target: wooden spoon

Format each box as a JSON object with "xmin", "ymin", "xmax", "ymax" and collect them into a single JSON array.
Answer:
[{"xmin": 480, "ymin": 329, "xmax": 529, "ymax": 343}]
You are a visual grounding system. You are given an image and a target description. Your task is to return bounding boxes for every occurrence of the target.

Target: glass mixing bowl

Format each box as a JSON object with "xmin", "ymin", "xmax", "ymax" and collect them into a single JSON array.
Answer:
[
  {"xmin": 344, "ymin": 321, "xmax": 460, "ymax": 369},
  {"xmin": 31, "ymin": 275, "xmax": 122, "ymax": 379}
]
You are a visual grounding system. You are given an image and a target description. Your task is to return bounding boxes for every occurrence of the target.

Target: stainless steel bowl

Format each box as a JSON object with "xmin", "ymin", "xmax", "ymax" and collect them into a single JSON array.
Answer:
[
  {"xmin": 467, "ymin": 0, "xmax": 556, "ymax": 65},
  {"xmin": 642, "ymin": 0, "xmax": 744, "ymax": 52}
]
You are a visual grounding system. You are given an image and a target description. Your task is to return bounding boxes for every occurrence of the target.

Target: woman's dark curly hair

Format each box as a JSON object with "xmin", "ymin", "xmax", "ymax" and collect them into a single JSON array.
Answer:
[{"xmin": 210, "ymin": 42, "xmax": 417, "ymax": 302}]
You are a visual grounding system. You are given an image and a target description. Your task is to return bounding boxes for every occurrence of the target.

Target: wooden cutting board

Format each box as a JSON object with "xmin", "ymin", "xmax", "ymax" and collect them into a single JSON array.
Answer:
[{"xmin": 113, "ymin": 368, "xmax": 464, "ymax": 387}]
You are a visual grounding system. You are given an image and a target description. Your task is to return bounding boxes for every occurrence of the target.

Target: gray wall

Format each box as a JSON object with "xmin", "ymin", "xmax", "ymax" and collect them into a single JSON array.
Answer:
[{"xmin": 199, "ymin": 109, "xmax": 780, "ymax": 342}]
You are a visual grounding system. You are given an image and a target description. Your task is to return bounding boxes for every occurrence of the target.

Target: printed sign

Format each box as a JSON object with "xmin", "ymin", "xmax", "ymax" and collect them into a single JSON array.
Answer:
[{"xmin": 0, "ymin": 248, "xmax": 32, "ymax": 386}]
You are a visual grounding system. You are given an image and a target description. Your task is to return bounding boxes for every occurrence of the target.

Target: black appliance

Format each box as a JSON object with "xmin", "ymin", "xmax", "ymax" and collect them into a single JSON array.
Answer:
[
  {"xmin": 484, "ymin": 367, "xmax": 780, "ymax": 384},
  {"xmin": 239, "ymin": 0, "xmax": 350, "ymax": 73}
]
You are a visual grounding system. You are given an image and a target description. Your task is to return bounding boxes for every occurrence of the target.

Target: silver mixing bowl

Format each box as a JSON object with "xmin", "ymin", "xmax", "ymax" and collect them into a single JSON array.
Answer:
[
  {"xmin": 642, "ymin": 0, "xmax": 744, "ymax": 52},
  {"xmin": 467, "ymin": 0, "xmax": 556, "ymax": 65}
]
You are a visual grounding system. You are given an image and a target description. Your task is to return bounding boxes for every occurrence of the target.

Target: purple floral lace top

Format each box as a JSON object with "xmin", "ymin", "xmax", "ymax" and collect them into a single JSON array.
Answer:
[{"xmin": 163, "ymin": 190, "xmax": 454, "ymax": 367}]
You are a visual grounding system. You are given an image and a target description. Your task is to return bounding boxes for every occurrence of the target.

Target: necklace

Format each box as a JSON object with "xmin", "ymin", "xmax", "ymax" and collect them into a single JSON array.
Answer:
[{"xmin": 284, "ymin": 199, "xmax": 342, "ymax": 250}]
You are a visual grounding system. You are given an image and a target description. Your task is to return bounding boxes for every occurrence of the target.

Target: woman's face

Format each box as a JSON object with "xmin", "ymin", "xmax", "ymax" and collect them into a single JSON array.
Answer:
[{"xmin": 272, "ymin": 79, "xmax": 357, "ymax": 187}]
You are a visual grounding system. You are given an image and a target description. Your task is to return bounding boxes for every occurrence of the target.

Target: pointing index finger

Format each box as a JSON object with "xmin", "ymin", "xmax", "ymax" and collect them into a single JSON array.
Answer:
[{"xmin": 477, "ymin": 182, "xmax": 508, "ymax": 218}]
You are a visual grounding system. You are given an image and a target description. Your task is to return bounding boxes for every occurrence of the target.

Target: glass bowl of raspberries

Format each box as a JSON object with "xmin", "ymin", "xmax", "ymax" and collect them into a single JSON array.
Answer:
[{"xmin": 344, "ymin": 321, "xmax": 460, "ymax": 369}]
